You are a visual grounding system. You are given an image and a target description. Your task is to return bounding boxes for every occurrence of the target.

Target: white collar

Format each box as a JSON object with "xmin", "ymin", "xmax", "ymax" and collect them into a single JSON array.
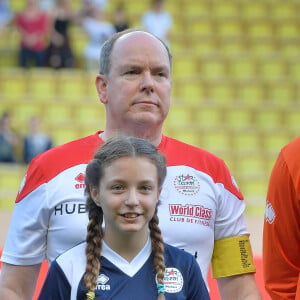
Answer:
[{"xmin": 102, "ymin": 237, "xmax": 152, "ymax": 277}]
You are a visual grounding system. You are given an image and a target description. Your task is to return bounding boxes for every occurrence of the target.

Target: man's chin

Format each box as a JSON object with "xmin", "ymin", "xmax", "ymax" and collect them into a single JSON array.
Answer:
[{"xmin": 131, "ymin": 111, "xmax": 165, "ymax": 124}]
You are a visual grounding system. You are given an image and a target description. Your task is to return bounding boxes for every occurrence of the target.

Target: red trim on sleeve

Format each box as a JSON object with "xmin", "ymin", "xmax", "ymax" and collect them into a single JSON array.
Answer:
[
  {"xmin": 158, "ymin": 135, "xmax": 243, "ymax": 200},
  {"xmin": 16, "ymin": 132, "xmax": 104, "ymax": 203}
]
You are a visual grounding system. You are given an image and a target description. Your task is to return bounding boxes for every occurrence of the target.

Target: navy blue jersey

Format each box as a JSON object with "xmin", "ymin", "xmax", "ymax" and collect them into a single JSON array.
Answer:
[{"xmin": 38, "ymin": 240, "xmax": 209, "ymax": 299}]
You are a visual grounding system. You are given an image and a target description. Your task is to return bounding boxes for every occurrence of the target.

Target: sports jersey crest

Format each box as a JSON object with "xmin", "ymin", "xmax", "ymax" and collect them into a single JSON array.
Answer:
[
  {"xmin": 163, "ymin": 268, "xmax": 184, "ymax": 293},
  {"xmin": 173, "ymin": 174, "xmax": 200, "ymax": 196}
]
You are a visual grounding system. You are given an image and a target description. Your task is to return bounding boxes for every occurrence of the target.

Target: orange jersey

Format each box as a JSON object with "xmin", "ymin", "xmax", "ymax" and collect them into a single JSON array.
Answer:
[{"xmin": 263, "ymin": 136, "xmax": 300, "ymax": 300}]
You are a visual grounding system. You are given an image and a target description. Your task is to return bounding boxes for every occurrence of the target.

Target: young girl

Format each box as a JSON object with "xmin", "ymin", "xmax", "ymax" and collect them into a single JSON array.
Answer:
[{"xmin": 38, "ymin": 136, "xmax": 209, "ymax": 299}]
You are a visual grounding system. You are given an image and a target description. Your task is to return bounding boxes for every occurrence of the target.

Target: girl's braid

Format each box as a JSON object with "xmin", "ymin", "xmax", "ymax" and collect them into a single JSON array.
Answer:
[
  {"xmin": 149, "ymin": 207, "xmax": 166, "ymax": 300},
  {"xmin": 84, "ymin": 197, "xmax": 104, "ymax": 300}
]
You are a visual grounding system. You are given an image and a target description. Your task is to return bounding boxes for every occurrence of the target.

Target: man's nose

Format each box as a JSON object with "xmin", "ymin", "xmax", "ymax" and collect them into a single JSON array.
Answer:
[{"xmin": 140, "ymin": 72, "xmax": 154, "ymax": 92}]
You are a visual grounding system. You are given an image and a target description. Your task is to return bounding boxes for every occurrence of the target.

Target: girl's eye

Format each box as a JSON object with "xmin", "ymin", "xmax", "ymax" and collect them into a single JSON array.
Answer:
[{"xmin": 141, "ymin": 185, "xmax": 152, "ymax": 191}]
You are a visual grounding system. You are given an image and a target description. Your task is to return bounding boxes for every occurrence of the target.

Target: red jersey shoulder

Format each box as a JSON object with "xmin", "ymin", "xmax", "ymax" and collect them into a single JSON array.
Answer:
[
  {"xmin": 160, "ymin": 135, "xmax": 243, "ymax": 200},
  {"xmin": 16, "ymin": 132, "xmax": 103, "ymax": 202}
]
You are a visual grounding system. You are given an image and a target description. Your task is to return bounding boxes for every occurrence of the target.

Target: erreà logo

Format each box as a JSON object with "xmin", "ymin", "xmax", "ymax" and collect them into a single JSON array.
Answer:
[
  {"xmin": 96, "ymin": 274, "xmax": 110, "ymax": 291},
  {"xmin": 173, "ymin": 174, "xmax": 200, "ymax": 195},
  {"xmin": 75, "ymin": 173, "xmax": 85, "ymax": 189}
]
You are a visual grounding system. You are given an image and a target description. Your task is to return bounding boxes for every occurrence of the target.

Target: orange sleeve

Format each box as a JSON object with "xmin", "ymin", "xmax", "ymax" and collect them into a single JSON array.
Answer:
[{"xmin": 263, "ymin": 140, "xmax": 300, "ymax": 300}]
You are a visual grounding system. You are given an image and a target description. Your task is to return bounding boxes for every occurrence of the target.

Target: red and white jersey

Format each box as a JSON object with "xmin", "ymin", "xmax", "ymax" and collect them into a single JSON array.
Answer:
[{"xmin": 1, "ymin": 132, "xmax": 248, "ymax": 285}]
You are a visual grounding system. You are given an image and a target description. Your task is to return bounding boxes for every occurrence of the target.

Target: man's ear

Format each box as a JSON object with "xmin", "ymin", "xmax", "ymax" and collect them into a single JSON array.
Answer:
[{"xmin": 95, "ymin": 74, "xmax": 108, "ymax": 104}]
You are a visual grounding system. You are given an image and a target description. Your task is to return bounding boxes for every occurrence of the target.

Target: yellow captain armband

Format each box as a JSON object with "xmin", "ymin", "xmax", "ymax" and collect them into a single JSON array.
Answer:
[{"xmin": 212, "ymin": 235, "xmax": 256, "ymax": 278}]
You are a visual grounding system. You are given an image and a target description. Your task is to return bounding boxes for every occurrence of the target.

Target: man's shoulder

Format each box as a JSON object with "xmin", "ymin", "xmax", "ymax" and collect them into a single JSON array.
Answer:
[
  {"xmin": 35, "ymin": 132, "xmax": 102, "ymax": 163},
  {"xmin": 162, "ymin": 135, "xmax": 223, "ymax": 163},
  {"xmin": 15, "ymin": 132, "xmax": 103, "ymax": 201}
]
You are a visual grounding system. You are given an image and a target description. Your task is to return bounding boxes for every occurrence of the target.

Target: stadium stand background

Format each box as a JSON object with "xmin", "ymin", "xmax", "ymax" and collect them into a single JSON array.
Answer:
[
  {"xmin": 2, "ymin": 1, "xmax": 298, "ymax": 298},
  {"xmin": 1, "ymin": 0, "xmax": 299, "ymax": 214}
]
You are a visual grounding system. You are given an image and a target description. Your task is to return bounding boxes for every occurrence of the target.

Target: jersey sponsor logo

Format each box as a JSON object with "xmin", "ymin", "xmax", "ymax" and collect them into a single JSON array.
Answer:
[
  {"xmin": 95, "ymin": 274, "xmax": 110, "ymax": 291},
  {"xmin": 173, "ymin": 174, "xmax": 200, "ymax": 196},
  {"xmin": 265, "ymin": 201, "xmax": 276, "ymax": 224},
  {"xmin": 169, "ymin": 204, "xmax": 212, "ymax": 226},
  {"xmin": 75, "ymin": 173, "xmax": 86, "ymax": 189},
  {"xmin": 162, "ymin": 268, "xmax": 183, "ymax": 293},
  {"xmin": 54, "ymin": 203, "xmax": 87, "ymax": 215}
]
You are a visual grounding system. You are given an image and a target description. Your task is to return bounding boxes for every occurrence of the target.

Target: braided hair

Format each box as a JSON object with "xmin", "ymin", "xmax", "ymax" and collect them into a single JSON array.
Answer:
[{"xmin": 84, "ymin": 136, "xmax": 167, "ymax": 299}]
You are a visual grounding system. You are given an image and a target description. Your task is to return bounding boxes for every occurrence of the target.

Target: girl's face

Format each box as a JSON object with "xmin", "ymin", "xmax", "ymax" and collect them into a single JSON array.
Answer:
[{"xmin": 91, "ymin": 156, "xmax": 161, "ymax": 241}]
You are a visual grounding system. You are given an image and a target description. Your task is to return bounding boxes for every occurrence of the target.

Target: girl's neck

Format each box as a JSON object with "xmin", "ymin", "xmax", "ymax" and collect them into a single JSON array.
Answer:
[{"xmin": 103, "ymin": 233, "xmax": 149, "ymax": 262}]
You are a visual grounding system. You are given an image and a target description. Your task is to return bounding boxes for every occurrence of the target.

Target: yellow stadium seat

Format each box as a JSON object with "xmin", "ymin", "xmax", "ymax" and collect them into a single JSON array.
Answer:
[
  {"xmin": 172, "ymin": 56, "xmax": 198, "ymax": 76},
  {"xmin": 271, "ymin": 3, "xmax": 298, "ymax": 19},
  {"xmin": 224, "ymin": 107, "xmax": 253, "ymax": 129},
  {"xmin": 172, "ymin": 78, "xmax": 206, "ymax": 103},
  {"xmin": 229, "ymin": 56, "xmax": 258, "ymax": 80},
  {"xmin": 198, "ymin": 129, "xmax": 231, "ymax": 157},
  {"xmin": 27, "ymin": 69, "xmax": 59, "ymax": 98},
  {"xmin": 0, "ymin": 69, "xmax": 29, "ymax": 99},
  {"xmin": 185, "ymin": 2, "xmax": 211, "ymax": 18},
  {"xmin": 288, "ymin": 58, "xmax": 300, "ymax": 80},
  {"xmin": 241, "ymin": 2, "xmax": 268, "ymax": 18},
  {"xmin": 188, "ymin": 17, "xmax": 214, "ymax": 36},
  {"xmin": 216, "ymin": 18, "xmax": 243, "ymax": 38},
  {"xmin": 259, "ymin": 59, "xmax": 286, "ymax": 81},
  {"xmin": 0, "ymin": 164, "xmax": 25, "ymax": 206},
  {"xmin": 166, "ymin": 104, "xmax": 194, "ymax": 128},
  {"xmin": 266, "ymin": 80, "xmax": 295, "ymax": 108},
  {"xmin": 44, "ymin": 101, "xmax": 74, "ymax": 126},
  {"xmin": 50, "ymin": 125, "xmax": 82, "ymax": 147},
  {"xmin": 234, "ymin": 154, "xmax": 265, "ymax": 180},
  {"xmin": 55, "ymin": 70, "xmax": 92, "ymax": 102},
  {"xmin": 206, "ymin": 80, "xmax": 235, "ymax": 104},
  {"xmin": 73, "ymin": 102, "xmax": 105, "ymax": 130},
  {"xmin": 12, "ymin": 101, "xmax": 44, "ymax": 128},
  {"xmin": 212, "ymin": 1, "xmax": 239, "ymax": 17},
  {"xmin": 199, "ymin": 57, "xmax": 227, "ymax": 80},
  {"xmin": 193, "ymin": 105, "xmax": 223, "ymax": 129},
  {"xmin": 254, "ymin": 109, "xmax": 283, "ymax": 131},
  {"xmin": 247, "ymin": 19, "xmax": 273, "ymax": 39},
  {"xmin": 236, "ymin": 80, "xmax": 265, "ymax": 107},
  {"xmin": 285, "ymin": 109, "xmax": 300, "ymax": 132},
  {"xmin": 231, "ymin": 130, "xmax": 262, "ymax": 155},
  {"xmin": 262, "ymin": 131, "xmax": 292, "ymax": 157}
]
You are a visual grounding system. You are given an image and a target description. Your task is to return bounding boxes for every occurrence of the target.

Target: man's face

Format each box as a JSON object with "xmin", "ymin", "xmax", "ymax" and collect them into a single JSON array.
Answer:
[{"xmin": 97, "ymin": 32, "xmax": 171, "ymax": 131}]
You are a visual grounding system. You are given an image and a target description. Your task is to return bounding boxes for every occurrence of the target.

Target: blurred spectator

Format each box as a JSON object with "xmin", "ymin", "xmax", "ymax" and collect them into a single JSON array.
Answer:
[
  {"xmin": 78, "ymin": 0, "xmax": 108, "ymax": 18},
  {"xmin": 77, "ymin": 4, "xmax": 115, "ymax": 70},
  {"xmin": 40, "ymin": 0, "xmax": 55, "ymax": 12},
  {"xmin": 23, "ymin": 116, "xmax": 52, "ymax": 164},
  {"xmin": 113, "ymin": 4, "xmax": 129, "ymax": 32},
  {"xmin": 0, "ymin": 0, "xmax": 12, "ymax": 28},
  {"xmin": 46, "ymin": 0, "xmax": 75, "ymax": 69},
  {"xmin": 0, "ymin": 111, "xmax": 21, "ymax": 163},
  {"xmin": 141, "ymin": 0, "xmax": 172, "ymax": 45},
  {"xmin": 82, "ymin": 0, "xmax": 107, "ymax": 12},
  {"xmin": 15, "ymin": 0, "xmax": 50, "ymax": 68}
]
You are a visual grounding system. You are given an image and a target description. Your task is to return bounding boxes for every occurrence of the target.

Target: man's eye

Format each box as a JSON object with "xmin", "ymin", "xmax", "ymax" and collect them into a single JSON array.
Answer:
[
  {"xmin": 126, "ymin": 70, "xmax": 138, "ymax": 75},
  {"xmin": 112, "ymin": 185, "xmax": 123, "ymax": 191}
]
